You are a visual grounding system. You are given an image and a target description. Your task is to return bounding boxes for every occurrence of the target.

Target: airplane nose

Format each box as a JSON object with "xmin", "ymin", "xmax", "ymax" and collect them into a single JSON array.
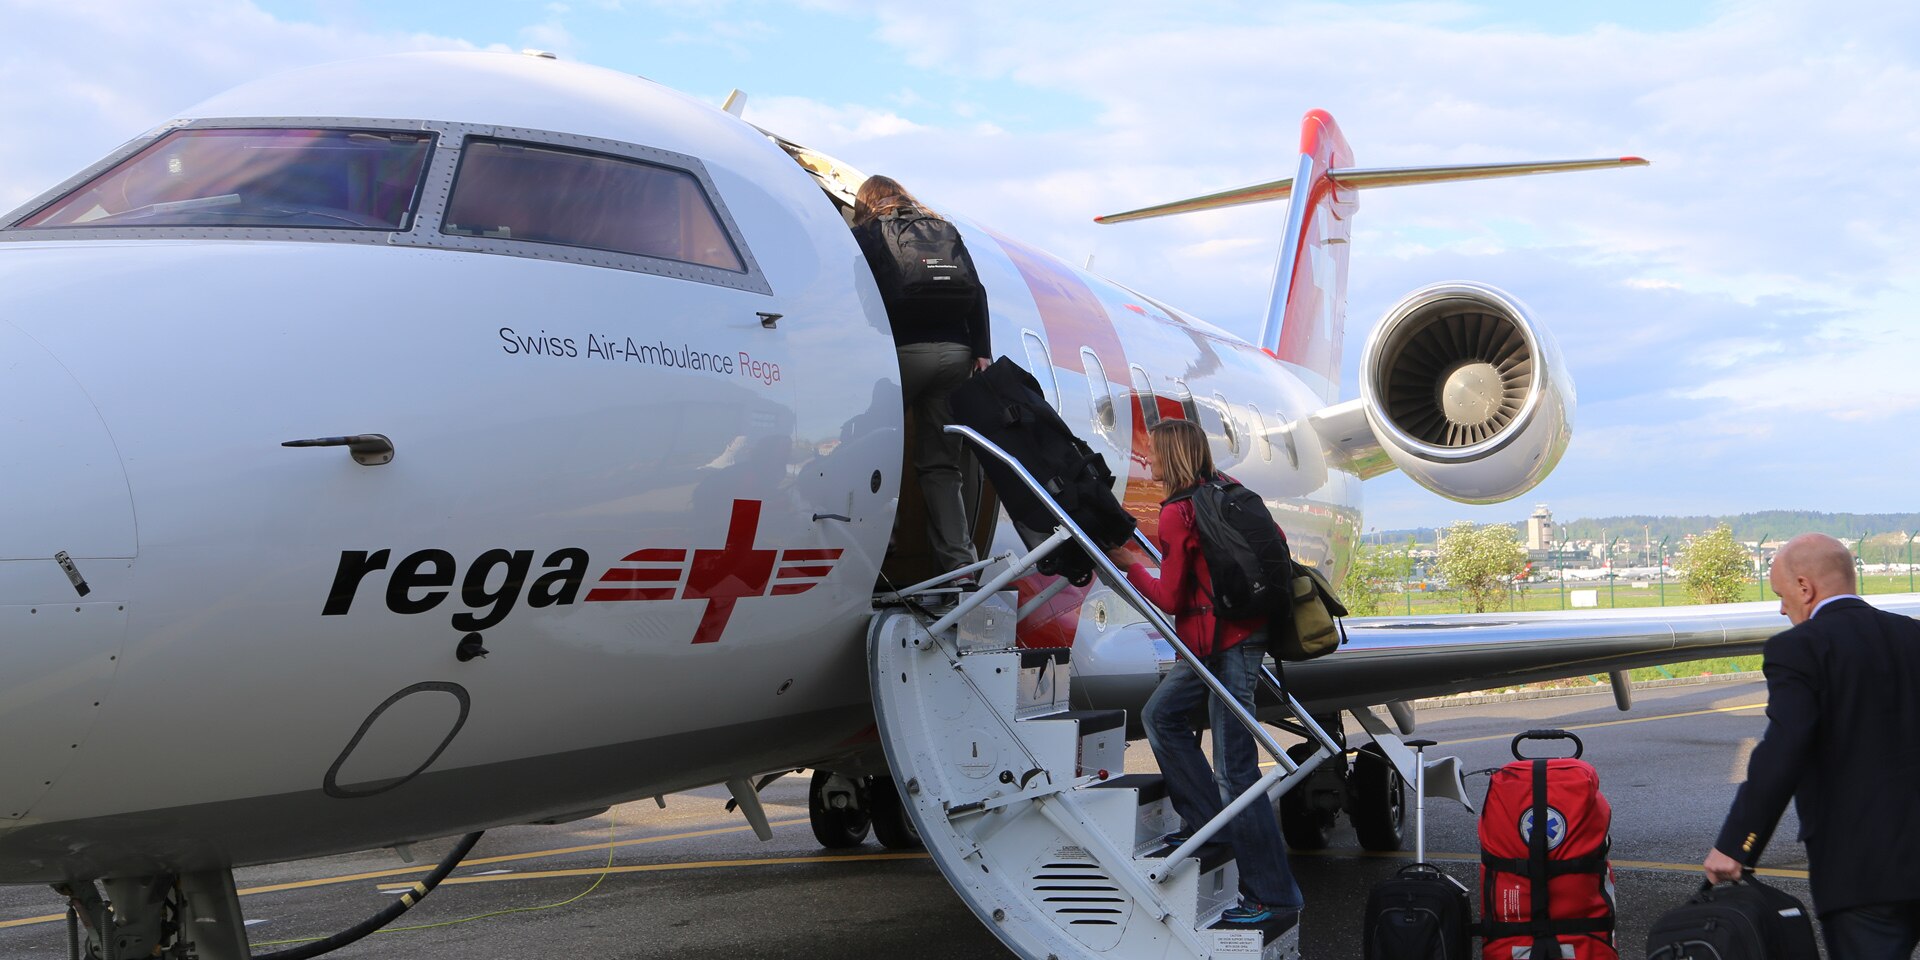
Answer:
[{"xmin": 0, "ymin": 319, "xmax": 137, "ymax": 564}]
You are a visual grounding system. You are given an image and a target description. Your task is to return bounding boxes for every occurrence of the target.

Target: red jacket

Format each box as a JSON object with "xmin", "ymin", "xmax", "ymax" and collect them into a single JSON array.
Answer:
[{"xmin": 1124, "ymin": 497, "xmax": 1260, "ymax": 658}]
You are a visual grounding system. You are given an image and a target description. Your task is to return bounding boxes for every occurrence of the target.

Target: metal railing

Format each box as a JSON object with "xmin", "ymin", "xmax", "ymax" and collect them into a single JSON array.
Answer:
[{"xmin": 940, "ymin": 425, "xmax": 1342, "ymax": 878}]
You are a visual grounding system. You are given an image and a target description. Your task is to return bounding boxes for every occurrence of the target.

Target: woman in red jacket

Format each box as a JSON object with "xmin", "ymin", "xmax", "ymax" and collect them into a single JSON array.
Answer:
[{"xmin": 1110, "ymin": 418, "xmax": 1302, "ymax": 927}]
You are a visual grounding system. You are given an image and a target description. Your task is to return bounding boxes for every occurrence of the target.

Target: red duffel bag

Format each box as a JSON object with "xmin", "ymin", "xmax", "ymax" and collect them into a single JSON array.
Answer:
[{"xmin": 1479, "ymin": 729, "xmax": 1617, "ymax": 960}]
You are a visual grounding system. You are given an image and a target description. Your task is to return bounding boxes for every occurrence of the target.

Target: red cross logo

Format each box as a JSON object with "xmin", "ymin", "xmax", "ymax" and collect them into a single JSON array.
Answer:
[{"xmin": 583, "ymin": 499, "xmax": 842, "ymax": 644}]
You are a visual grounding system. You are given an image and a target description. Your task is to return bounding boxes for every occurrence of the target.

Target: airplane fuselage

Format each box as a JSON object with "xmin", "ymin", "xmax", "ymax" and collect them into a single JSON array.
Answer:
[{"xmin": 0, "ymin": 52, "xmax": 1361, "ymax": 882}]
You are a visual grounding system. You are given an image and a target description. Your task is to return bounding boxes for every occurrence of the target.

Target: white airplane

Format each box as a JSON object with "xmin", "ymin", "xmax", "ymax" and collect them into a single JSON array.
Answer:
[{"xmin": 6, "ymin": 50, "xmax": 1911, "ymax": 960}]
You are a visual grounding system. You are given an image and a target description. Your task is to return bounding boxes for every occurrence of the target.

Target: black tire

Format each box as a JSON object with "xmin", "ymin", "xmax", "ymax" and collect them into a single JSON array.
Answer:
[
  {"xmin": 1278, "ymin": 743, "xmax": 1336, "ymax": 850},
  {"xmin": 808, "ymin": 769, "xmax": 871, "ymax": 849},
  {"xmin": 1350, "ymin": 743, "xmax": 1406, "ymax": 851},
  {"xmin": 867, "ymin": 776, "xmax": 923, "ymax": 850}
]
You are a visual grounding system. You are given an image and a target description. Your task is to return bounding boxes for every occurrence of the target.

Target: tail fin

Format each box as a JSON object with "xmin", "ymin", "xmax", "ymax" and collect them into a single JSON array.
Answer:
[{"xmin": 1095, "ymin": 110, "xmax": 1646, "ymax": 402}]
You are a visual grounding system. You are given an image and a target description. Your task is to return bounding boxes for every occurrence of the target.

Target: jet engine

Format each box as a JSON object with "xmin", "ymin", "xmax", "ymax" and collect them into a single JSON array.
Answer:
[{"xmin": 1357, "ymin": 281, "xmax": 1574, "ymax": 503}]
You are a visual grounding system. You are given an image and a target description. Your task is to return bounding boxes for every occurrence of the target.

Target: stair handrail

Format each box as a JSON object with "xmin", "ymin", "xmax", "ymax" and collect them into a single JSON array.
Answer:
[
  {"xmin": 943, "ymin": 425, "xmax": 1294, "ymax": 765},
  {"xmin": 945, "ymin": 424, "xmax": 1343, "ymax": 883}
]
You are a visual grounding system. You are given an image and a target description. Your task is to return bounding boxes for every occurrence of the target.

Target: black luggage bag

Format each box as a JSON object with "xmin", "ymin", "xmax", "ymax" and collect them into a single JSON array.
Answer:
[
  {"xmin": 1644, "ymin": 873, "xmax": 1819, "ymax": 960},
  {"xmin": 947, "ymin": 357, "xmax": 1135, "ymax": 585},
  {"xmin": 1363, "ymin": 738, "xmax": 1475, "ymax": 959}
]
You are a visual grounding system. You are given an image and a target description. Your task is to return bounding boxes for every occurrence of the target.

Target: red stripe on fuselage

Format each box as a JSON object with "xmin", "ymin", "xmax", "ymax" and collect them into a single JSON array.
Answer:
[{"xmin": 981, "ymin": 232, "xmax": 1158, "ymax": 649}]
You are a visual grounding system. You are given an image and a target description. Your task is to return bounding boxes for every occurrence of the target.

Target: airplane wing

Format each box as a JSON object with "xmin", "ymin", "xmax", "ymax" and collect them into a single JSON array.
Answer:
[{"xmin": 1284, "ymin": 594, "xmax": 1920, "ymax": 711}]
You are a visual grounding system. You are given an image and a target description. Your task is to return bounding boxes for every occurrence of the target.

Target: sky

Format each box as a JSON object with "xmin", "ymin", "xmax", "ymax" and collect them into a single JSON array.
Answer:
[{"xmin": 3, "ymin": 0, "xmax": 1917, "ymax": 532}]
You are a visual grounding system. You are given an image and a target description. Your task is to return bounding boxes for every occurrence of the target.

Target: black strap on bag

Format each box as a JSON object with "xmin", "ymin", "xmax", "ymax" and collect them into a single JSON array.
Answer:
[{"xmin": 1529, "ymin": 758, "xmax": 1557, "ymax": 959}]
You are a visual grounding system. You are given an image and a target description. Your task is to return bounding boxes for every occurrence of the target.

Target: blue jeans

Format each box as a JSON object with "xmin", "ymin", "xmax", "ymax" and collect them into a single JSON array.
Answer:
[
  {"xmin": 1142, "ymin": 635, "xmax": 1303, "ymax": 909},
  {"xmin": 1822, "ymin": 900, "xmax": 1920, "ymax": 959}
]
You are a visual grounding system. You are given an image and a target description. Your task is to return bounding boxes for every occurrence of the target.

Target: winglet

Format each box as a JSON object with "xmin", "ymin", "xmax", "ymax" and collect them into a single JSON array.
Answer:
[{"xmin": 722, "ymin": 89, "xmax": 747, "ymax": 118}]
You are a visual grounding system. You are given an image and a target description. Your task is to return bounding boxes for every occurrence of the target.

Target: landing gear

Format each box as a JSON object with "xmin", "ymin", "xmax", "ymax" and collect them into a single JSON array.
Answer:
[
  {"xmin": 809, "ymin": 769, "xmax": 872, "ymax": 848},
  {"xmin": 1349, "ymin": 742, "xmax": 1407, "ymax": 851},
  {"xmin": 868, "ymin": 775, "xmax": 923, "ymax": 850},
  {"xmin": 1278, "ymin": 742, "xmax": 1341, "ymax": 850},
  {"xmin": 52, "ymin": 869, "xmax": 251, "ymax": 960}
]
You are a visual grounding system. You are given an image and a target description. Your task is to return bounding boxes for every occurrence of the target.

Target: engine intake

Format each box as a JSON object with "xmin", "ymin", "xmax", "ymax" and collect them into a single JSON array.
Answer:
[{"xmin": 1359, "ymin": 282, "xmax": 1574, "ymax": 503}]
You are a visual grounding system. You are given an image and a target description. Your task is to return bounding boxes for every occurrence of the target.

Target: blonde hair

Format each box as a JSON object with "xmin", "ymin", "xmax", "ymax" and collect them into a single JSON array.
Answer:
[
  {"xmin": 853, "ymin": 174, "xmax": 939, "ymax": 225},
  {"xmin": 1149, "ymin": 419, "xmax": 1215, "ymax": 495}
]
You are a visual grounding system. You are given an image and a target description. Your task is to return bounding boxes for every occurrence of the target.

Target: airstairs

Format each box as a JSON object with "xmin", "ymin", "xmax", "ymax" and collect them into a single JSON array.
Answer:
[{"xmin": 867, "ymin": 427, "xmax": 1346, "ymax": 960}]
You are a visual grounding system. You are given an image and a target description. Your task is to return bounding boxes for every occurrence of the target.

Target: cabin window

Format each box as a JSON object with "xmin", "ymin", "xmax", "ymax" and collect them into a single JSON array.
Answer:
[
  {"xmin": 1130, "ymin": 364, "xmax": 1160, "ymax": 430},
  {"xmin": 15, "ymin": 128, "xmax": 434, "ymax": 231},
  {"xmin": 1214, "ymin": 393, "xmax": 1240, "ymax": 457},
  {"xmin": 1169, "ymin": 379, "xmax": 1200, "ymax": 423},
  {"xmin": 1081, "ymin": 348, "xmax": 1120, "ymax": 441},
  {"xmin": 1021, "ymin": 331, "xmax": 1061, "ymax": 409},
  {"xmin": 1248, "ymin": 403, "xmax": 1273, "ymax": 462},
  {"xmin": 442, "ymin": 138, "xmax": 744, "ymax": 272}
]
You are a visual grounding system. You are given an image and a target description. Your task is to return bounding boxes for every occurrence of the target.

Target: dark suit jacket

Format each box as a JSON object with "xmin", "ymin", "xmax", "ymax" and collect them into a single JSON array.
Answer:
[{"xmin": 1714, "ymin": 597, "xmax": 1920, "ymax": 913}]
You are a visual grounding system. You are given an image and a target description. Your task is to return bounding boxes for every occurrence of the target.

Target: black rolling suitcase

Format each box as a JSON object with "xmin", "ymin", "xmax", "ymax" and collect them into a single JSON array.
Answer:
[
  {"xmin": 948, "ymin": 356, "xmax": 1135, "ymax": 584},
  {"xmin": 1363, "ymin": 739, "xmax": 1475, "ymax": 959},
  {"xmin": 1644, "ymin": 872, "xmax": 1819, "ymax": 960}
]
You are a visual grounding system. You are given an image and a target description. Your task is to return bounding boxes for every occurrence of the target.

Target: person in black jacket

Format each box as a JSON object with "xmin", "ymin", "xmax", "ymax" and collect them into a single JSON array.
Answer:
[
  {"xmin": 851, "ymin": 175, "xmax": 990, "ymax": 580},
  {"xmin": 1706, "ymin": 532, "xmax": 1920, "ymax": 957}
]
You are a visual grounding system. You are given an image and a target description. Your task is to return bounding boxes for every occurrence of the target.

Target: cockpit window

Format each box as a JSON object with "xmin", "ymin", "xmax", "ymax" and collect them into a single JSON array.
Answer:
[
  {"xmin": 441, "ymin": 138, "xmax": 745, "ymax": 272},
  {"xmin": 16, "ymin": 128, "xmax": 434, "ymax": 231}
]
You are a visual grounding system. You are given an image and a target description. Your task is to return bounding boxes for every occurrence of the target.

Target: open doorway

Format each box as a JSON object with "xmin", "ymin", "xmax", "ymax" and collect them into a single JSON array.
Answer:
[{"xmin": 765, "ymin": 133, "xmax": 998, "ymax": 587}]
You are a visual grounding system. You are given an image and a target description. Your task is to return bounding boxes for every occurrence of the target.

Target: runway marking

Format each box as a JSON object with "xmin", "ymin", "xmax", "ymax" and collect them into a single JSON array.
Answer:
[
  {"xmin": 375, "ymin": 851, "xmax": 934, "ymax": 889},
  {"xmin": 1257, "ymin": 699, "xmax": 1771, "ymax": 772},
  {"xmin": 1434, "ymin": 700, "xmax": 1769, "ymax": 748},
  {"xmin": 0, "ymin": 817, "xmax": 809, "ymax": 931},
  {"xmin": 1293, "ymin": 847, "xmax": 1808, "ymax": 880}
]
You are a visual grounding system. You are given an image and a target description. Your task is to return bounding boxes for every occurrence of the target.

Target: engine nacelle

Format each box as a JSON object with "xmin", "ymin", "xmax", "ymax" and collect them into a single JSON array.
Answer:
[{"xmin": 1358, "ymin": 282, "xmax": 1574, "ymax": 504}]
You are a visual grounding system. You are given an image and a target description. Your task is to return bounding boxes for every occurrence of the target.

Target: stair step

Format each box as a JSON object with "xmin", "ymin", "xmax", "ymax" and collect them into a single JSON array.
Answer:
[
  {"xmin": 1018, "ymin": 709, "xmax": 1125, "ymax": 778},
  {"xmin": 1086, "ymin": 774, "xmax": 1177, "ymax": 852},
  {"xmin": 1133, "ymin": 841, "xmax": 1240, "ymax": 933},
  {"xmin": 1013, "ymin": 646, "xmax": 1071, "ymax": 718},
  {"xmin": 1205, "ymin": 910, "xmax": 1302, "ymax": 960}
]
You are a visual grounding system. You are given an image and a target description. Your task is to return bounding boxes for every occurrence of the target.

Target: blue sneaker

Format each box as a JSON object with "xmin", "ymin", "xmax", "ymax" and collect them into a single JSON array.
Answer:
[{"xmin": 1220, "ymin": 898, "xmax": 1273, "ymax": 924}]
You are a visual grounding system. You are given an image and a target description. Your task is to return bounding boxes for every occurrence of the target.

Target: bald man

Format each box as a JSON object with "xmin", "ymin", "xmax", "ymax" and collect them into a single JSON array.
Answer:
[{"xmin": 1705, "ymin": 533, "xmax": 1920, "ymax": 958}]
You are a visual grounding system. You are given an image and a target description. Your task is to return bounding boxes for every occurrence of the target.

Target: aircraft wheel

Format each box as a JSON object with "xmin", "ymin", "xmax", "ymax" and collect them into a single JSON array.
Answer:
[
  {"xmin": 808, "ymin": 769, "xmax": 871, "ymax": 849},
  {"xmin": 1278, "ymin": 744, "xmax": 1335, "ymax": 851},
  {"xmin": 867, "ymin": 776, "xmax": 923, "ymax": 850},
  {"xmin": 1350, "ymin": 743, "xmax": 1407, "ymax": 852}
]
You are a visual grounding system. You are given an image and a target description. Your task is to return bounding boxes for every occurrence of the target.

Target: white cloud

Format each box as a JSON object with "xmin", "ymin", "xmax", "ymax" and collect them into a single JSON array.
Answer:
[
  {"xmin": 5, "ymin": 0, "xmax": 1918, "ymax": 527},
  {"xmin": 0, "ymin": 1, "xmax": 475, "ymax": 210}
]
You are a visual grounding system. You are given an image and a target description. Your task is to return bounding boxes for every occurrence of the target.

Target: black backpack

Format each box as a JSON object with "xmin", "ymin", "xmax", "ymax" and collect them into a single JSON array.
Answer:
[
  {"xmin": 1168, "ymin": 477, "xmax": 1291, "ymax": 622},
  {"xmin": 874, "ymin": 209, "xmax": 982, "ymax": 304},
  {"xmin": 948, "ymin": 357, "xmax": 1136, "ymax": 585},
  {"xmin": 1363, "ymin": 863, "xmax": 1475, "ymax": 960}
]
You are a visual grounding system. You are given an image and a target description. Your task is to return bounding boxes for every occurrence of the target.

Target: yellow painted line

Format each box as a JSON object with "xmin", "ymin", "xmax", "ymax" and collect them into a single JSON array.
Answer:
[
  {"xmin": 0, "ymin": 817, "xmax": 809, "ymax": 931},
  {"xmin": 376, "ymin": 851, "xmax": 932, "ymax": 888},
  {"xmin": 1294, "ymin": 847, "xmax": 1807, "ymax": 879},
  {"xmin": 1437, "ymin": 701, "xmax": 1768, "ymax": 748}
]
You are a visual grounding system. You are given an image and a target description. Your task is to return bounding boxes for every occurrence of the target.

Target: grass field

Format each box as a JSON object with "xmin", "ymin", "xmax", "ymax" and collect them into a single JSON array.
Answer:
[{"xmin": 1381, "ymin": 572, "xmax": 1920, "ymax": 616}]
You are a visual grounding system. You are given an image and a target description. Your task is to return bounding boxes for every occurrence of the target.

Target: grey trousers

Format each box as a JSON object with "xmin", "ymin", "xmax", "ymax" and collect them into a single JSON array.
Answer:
[{"xmin": 897, "ymin": 341, "xmax": 979, "ymax": 573}]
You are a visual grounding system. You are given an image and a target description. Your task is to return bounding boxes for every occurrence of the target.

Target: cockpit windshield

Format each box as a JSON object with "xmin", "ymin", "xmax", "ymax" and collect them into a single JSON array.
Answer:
[{"xmin": 16, "ymin": 128, "xmax": 434, "ymax": 231}]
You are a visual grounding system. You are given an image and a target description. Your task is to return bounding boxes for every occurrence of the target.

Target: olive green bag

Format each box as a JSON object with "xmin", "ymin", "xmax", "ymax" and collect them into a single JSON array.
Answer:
[{"xmin": 1273, "ymin": 563, "xmax": 1349, "ymax": 662}]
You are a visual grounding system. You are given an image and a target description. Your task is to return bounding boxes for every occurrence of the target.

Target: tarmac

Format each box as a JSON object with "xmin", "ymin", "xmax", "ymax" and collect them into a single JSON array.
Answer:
[{"xmin": 0, "ymin": 677, "xmax": 1807, "ymax": 959}]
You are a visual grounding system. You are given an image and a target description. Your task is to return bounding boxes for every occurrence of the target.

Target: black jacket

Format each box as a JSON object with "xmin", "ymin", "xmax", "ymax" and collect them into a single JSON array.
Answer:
[
  {"xmin": 1713, "ymin": 596, "xmax": 1920, "ymax": 913},
  {"xmin": 852, "ymin": 214, "xmax": 990, "ymax": 359}
]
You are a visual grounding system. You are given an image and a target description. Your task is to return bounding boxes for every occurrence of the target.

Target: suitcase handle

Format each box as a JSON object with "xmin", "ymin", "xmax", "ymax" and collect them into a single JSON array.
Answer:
[{"xmin": 1510, "ymin": 728, "xmax": 1583, "ymax": 760}]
